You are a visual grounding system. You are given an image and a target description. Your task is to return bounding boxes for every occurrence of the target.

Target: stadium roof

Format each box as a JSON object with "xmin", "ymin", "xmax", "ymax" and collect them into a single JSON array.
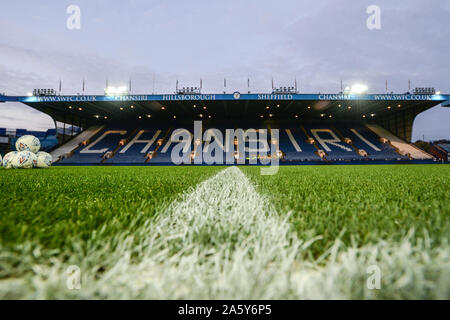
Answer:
[{"xmin": 1, "ymin": 92, "xmax": 449, "ymax": 125}]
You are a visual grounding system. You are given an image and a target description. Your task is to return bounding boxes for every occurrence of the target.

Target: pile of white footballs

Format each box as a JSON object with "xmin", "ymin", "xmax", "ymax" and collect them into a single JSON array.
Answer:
[{"xmin": 1, "ymin": 135, "xmax": 53, "ymax": 169}]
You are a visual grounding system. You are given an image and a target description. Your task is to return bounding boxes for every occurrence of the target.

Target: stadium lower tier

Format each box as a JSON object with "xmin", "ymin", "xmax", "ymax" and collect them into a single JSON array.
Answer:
[{"xmin": 55, "ymin": 122, "xmax": 432, "ymax": 165}]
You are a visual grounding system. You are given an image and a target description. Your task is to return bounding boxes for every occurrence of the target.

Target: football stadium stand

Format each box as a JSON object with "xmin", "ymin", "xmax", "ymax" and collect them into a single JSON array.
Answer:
[
  {"xmin": 105, "ymin": 128, "xmax": 163, "ymax": 164},
  {"xmin": 51, "ymin": 125, "xmax": 104, "ymax": 161},
  {"xmin": 1, "ymin": 90, "xmax": 448, "ymax": 165},
  {"xmin": 434, "ymin": 142, "xmax": 450, "ymax": 154},
  {"xmin": 303, "ymin": 124, "xmax": 363, "ymax": 161},
  {"xmin": 430, "ymin": 141, "xmax": 450, "ymax": 161},
  {"xmin": 51, "ymin": 123, "xmax": 431, "ymax": 165},
  {"xmin": 58, "ymin": 127, "xmax": 128, "ymax": 164},
  {"xmin": 366, "ymin": 124, "xmax": 433, "ymax": 159},
  {"xmin": 339, "ymin": 124, "xmax": 408, "ymax": 160},
  {"xmin": 277, "ymin": 127, "xmax": 320, "ymax": 161}
]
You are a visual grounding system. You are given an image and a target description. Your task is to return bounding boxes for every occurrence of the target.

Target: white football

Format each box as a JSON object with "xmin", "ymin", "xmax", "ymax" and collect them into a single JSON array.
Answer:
[
  {"xmin": 36, "ymin": 151, "xmax": 53, "ymax": 168},
  {"xmin": 3, "ymin": 151, "xmax": 18, "ymax": 169},
  {"xmin": 13, "ymin": 151, "xmax": 37, "ymax": 169},
  {"xmin": 16, "ymin": 135, "xmax": 41, "ymax": 153}
]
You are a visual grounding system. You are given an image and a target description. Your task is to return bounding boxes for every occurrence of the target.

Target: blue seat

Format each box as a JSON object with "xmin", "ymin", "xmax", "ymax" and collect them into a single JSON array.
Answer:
[
  {"xmin": 303, "ymin": 124, "xmax": 362, "ymax": 160},
  {"xmin": 274, "ymin": 126, "xmax": 320, "ymax": 161},
  {"xmin": 338, "ymin": 124, "xmax": 407, "ymax": 160},
  {"xmin": 106, "ymin": 129, "xmax": 163, "ymax": 164},
  {"xmin": 149, "ymin": 128, "xmax": 193, "ymax": 164},
  {"xmin": 60, "ymin": 128, "xmax": 128, "ymax": 164},
  {"xmin": 55, "ymin": 123, "xmax": 414, "ymax": 164}
]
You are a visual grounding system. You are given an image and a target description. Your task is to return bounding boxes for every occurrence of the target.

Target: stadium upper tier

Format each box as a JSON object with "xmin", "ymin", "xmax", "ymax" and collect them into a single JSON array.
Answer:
[{"xmin": 54, "ymin": 122, "xmax": 432, "ymax": 165}]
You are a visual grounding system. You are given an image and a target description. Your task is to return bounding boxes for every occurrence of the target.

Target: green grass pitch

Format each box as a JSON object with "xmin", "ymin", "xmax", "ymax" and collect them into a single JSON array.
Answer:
[
  {"xmin": 0, "ymin": 164, "xmax": 448, "ymax": 299},
  {"xmin": 243, "ymin": 164, "xmax": 449, "ymax": 256},
  {"xmin": 0, "ymin": 166, "xmax": 222, "ymax": 253}
]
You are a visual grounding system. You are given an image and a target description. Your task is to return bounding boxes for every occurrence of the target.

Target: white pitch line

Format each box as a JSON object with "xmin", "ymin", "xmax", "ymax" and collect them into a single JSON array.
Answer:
[{"xmin": 89, "ymin": 166, "xmax": 308, "ymax": 299}]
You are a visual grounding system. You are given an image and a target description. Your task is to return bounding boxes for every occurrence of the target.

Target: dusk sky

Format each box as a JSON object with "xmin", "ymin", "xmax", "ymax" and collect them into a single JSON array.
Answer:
[{"xmin": 0, "ymin": 0, "xmax": 449, "ymax": 140}]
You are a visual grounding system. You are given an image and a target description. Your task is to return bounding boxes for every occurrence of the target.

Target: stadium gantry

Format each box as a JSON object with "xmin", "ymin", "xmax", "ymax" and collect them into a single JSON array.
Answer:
[{"xmin": 1, "ymin": 91, "xmax": 449, "ymax": 165}]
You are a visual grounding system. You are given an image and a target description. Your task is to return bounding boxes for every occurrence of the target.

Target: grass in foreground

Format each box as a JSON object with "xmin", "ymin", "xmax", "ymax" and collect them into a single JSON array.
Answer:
[
  {"xmin": 0, "ymin": 164, "xmax": 448, "ymax": 299},
  {"xmin": 241, "ymin": 164, "xmax": 449, "ymax": 299},
  {"xmin": 242, "ymin": 164, "xmax": 449, "ymax": 256},
  {"xmin": 0, "ymin": 166, "xmax": 222, "ymax": 279}
]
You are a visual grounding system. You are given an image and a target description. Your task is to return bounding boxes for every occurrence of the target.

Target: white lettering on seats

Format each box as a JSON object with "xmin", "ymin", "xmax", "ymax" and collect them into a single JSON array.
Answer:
[
  {"xmin": 310, "ymin": 129, "xmax": 352, "ymax": 152},
  {"xmin": 350, "ymin": 129, "xmax": 381, "ymax": 151},
  {"xmin": 285, "ymin": 129, "xmax": 302, "ymax": 152},
  {"xmin": 120, "ymin": 130, "xmax": 161, "ymax": 154},
  {"xmin": 161, "ymin": 129, "xmax": 192, "ymax": 153},
  {"xmin": 80, "ymin": 130, "xmax": 127, "ymax": 154}
]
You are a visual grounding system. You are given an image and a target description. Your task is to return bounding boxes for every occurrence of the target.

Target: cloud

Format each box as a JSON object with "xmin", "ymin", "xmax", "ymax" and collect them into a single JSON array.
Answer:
[{"xmin": 0, "ymin": 103, "xmax": 54, "ymax": 130}]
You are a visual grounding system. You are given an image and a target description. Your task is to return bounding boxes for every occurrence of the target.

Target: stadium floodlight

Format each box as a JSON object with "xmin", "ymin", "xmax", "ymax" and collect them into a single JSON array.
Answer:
[
  {"xmin": 27, "ymin": 92, "xmax": 33, "ymax": 97},
  {"xmin": 436, "ymin": 91, "xmax": 441, "ymax": 95},
  {"xmin": 349, "ymin": 84, "xmax": 368, "ymax": 94},
  {"xmin": 104, "ymin": 85, "xmax": 128, "ymax": 96}
]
